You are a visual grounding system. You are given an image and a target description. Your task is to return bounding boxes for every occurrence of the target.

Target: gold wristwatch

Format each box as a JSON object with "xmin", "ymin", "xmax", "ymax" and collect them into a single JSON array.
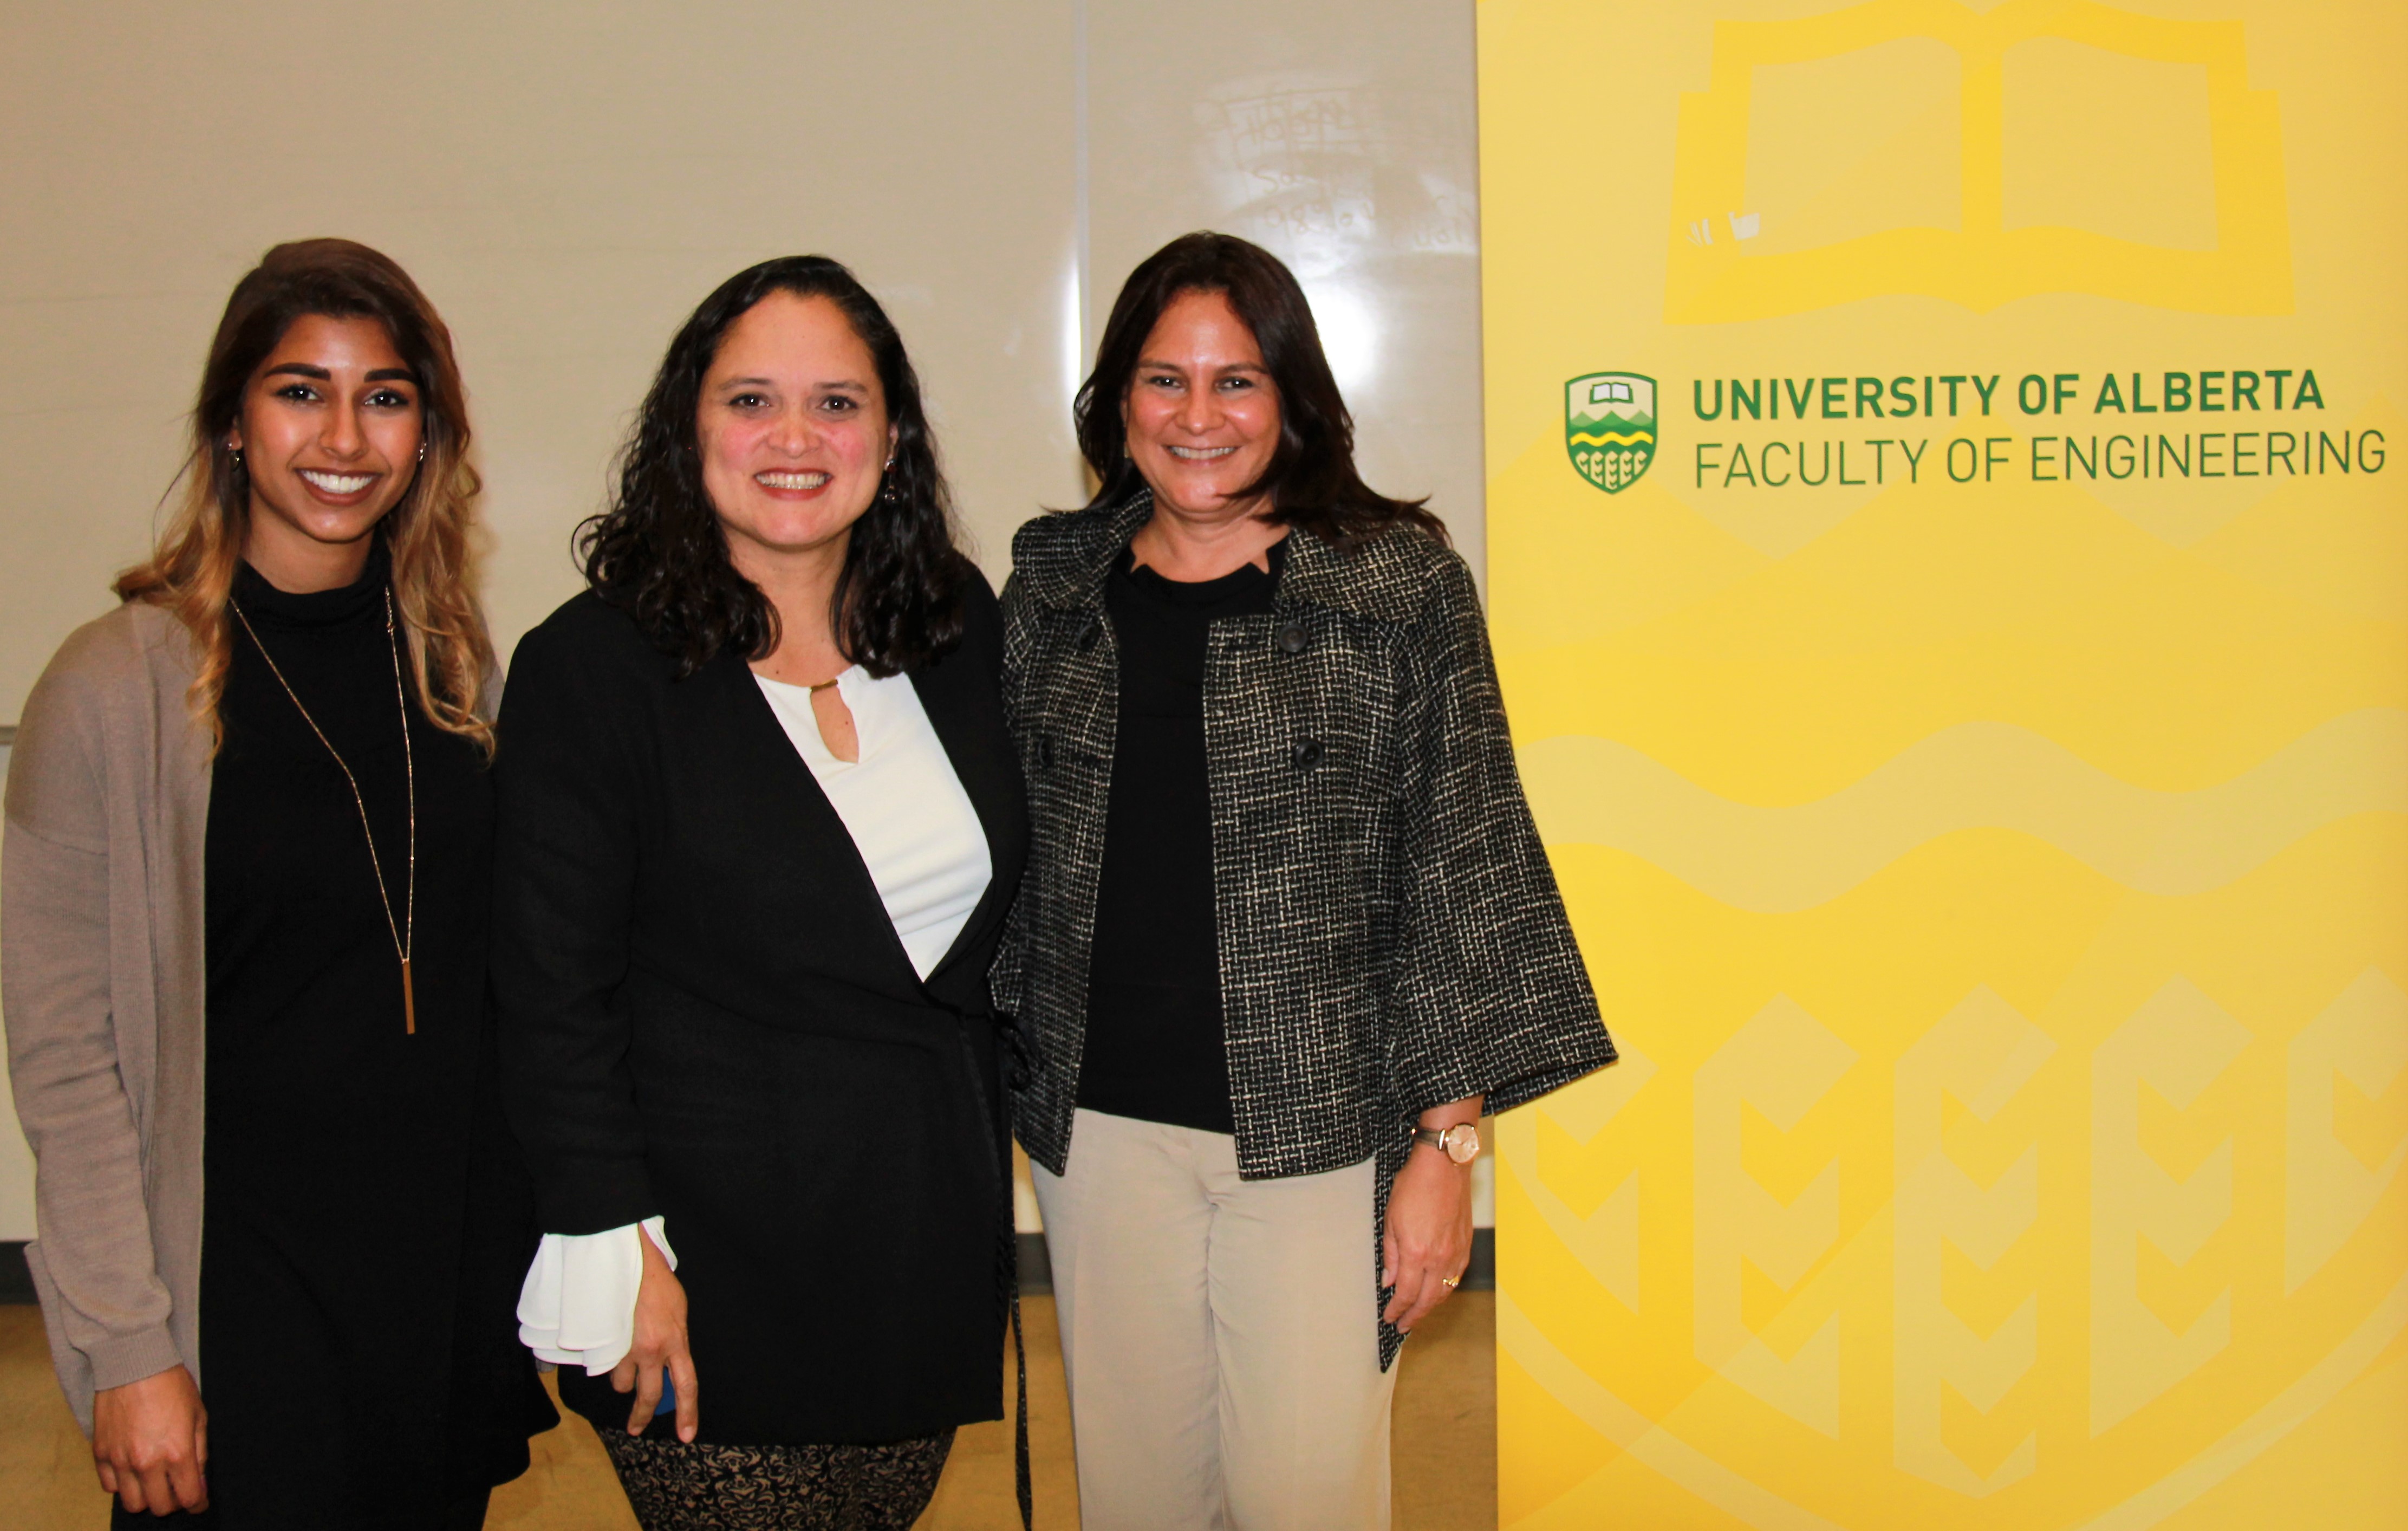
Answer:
[{"xmin": 1411, "ymin": 1121, "xmax": 1481, "ymax": 1164}]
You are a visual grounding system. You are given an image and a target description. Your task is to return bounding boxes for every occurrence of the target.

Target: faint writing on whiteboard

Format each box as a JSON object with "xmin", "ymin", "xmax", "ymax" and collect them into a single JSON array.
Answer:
[{"xmin": 1196, "ymin": 78, "xmax": 1476, "ymax": 278}]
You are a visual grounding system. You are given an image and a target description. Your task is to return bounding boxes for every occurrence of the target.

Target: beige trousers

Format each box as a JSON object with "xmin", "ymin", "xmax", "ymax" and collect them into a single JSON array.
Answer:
[{"xmin": 1032, "ymin": 1108, "xmax": 1398, "ymax": 1531}]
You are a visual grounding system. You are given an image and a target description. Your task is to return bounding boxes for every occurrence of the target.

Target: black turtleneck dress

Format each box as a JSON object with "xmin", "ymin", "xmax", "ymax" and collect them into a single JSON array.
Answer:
[{"xmin": 183, "ymin": 554, "xmax": 553, "ymax": 1528}]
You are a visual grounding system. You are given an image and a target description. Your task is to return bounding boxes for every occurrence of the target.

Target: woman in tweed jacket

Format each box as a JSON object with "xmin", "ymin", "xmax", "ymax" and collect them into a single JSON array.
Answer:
[{"xmin": 995, "ymin": 232, "xmax": 1615, "ymax": 1529}]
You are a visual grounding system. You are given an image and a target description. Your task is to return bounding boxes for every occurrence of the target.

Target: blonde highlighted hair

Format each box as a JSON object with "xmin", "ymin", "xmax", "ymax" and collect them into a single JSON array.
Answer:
[{"xmin": 115, "ymin": 238, "xmax": 495, "ymax": 754}]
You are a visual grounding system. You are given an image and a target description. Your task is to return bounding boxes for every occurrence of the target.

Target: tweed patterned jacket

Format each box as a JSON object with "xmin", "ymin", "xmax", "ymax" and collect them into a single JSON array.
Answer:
[{"xmin": 993, "ymin": 496, "xmax": 1615, "ymax": 1296}]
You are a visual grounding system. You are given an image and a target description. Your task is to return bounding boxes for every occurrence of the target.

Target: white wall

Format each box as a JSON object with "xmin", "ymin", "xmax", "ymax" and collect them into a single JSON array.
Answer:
[
  {"xmin": 0, "ymin": 2, "xmax": 1490, "ymax": 1243},
  {"xmin": 1084, "ymin": 1, "xmax": 1488, "ymax": 585}
]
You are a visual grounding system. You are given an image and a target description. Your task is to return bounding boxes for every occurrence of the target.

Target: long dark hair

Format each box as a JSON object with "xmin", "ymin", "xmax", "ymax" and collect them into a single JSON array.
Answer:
[
  {"xmin": 578, "ymin": 255, "xmax": 962, "ymax": 678},
  {"xmin": 115, "ymin": 237, "xmax": 494, "ymax": 754},
  {"xmin": 1073, "ymin": 231, "xmax": 1446, "ymax": 548}
]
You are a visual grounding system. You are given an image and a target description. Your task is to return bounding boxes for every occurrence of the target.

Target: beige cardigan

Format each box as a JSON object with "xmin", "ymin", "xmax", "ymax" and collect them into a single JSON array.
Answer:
[{"xmin": 3, "ymin": 602, "xmax": 211, "ymax": 1433}]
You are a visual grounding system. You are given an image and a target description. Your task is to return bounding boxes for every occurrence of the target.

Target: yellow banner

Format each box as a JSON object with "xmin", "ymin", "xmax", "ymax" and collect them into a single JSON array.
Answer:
[{"xmin": 1479, "ymin": 2, "xmax": 2407, "ymax": 1525}]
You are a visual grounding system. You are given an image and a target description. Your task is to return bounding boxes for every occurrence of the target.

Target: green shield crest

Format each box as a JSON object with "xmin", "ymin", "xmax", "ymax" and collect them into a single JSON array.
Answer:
[{"xmin": 1566, "ymin": 373, "xmax": 1656, "ymax": 494}]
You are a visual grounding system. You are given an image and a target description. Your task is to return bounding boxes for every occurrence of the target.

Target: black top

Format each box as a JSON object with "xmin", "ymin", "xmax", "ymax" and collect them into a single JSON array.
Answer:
[
  {"xmin": 201, "ymin": 550, "xmax": 551, "ymax": 1528},
  {"xmin": 492, "ymin": 556, "xmax": 1028, "ymax": 1446},
  {"xmin": 1079, "ymin": 541, "xmax": 1284, "ymax": 1136},
  {"xmin": 1001, "ymin": 498, "xmax": 1615, "ymax": 1371}
]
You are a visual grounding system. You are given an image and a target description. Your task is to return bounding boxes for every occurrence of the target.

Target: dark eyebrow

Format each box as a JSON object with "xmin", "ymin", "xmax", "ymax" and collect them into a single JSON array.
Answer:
[
  {"xmin": 1137, "ymin": 356, "xmax": 1266, "ymax": 374},
  {"xmin": 717, "ymin": 377, "xmax": 870, "ymax": 393},
  {"xmin": 261, "ymin": 363, "xmax": 416, "ymax": 385}
]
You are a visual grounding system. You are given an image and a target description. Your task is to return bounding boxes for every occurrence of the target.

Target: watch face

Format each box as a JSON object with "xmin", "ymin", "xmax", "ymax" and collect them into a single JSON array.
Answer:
[{"xmin": 1444, "ymin": 1124, "xmax": 1480, "ymax": 1164}]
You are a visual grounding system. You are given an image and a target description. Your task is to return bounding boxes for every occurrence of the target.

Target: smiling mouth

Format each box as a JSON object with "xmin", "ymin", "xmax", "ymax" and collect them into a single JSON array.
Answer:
[
  {"xmin": 1166, "ymin": 445, "xmax": 1239, "ymax": 461},
  {"xmin": 756, "ymin": 471, "xmax": 832, "ymax": 490},
  {"xmin": 298, "ymin": 470, "xmax": 377, "ymax": 495}
]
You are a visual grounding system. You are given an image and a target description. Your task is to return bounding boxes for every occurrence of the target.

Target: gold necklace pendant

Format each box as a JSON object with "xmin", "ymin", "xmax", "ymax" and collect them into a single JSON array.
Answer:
[{"xmin": 228, "ymin": 586, "xmax": 419, "ymax": 1034}]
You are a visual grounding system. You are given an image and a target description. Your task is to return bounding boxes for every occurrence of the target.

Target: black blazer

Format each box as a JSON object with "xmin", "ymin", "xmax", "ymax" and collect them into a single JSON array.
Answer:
[{"xmin": 491, "ymin": 559, "xmax": 1027, "ymax": 1445}]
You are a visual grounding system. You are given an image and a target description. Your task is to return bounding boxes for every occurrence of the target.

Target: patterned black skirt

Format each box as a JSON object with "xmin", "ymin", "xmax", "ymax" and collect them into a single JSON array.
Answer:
[{"xmin": 597, "ymin": 1428, "xmax": 955, "ymax": 1531}]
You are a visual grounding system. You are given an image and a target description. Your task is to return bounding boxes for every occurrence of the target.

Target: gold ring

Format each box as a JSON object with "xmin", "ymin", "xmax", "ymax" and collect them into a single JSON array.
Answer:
[{"xmin": 1441, "ymin": 1275, "xmax": 1460, "ymax": 1289}]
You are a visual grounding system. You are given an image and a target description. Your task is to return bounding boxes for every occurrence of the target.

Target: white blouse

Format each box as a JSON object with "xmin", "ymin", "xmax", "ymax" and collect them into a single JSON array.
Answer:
[
  {"xmin": 517, "ymin": 666, "xmax": 993, "ymax": 1374},
  {"xmin": 752, "ymin": 667, "xmax": 993, "ymax": 978}
]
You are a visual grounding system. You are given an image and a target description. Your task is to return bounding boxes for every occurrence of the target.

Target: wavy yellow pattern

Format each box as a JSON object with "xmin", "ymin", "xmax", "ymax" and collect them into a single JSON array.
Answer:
[
  {"xmin": 1567, "ymin": 429, "xmax": 1655, "ymax": 447},
  {"xmin": 1520, "ymin": 710, "xmax": 2408, "ymax": 911},
  {"xmin": 1498, "ymin": 466, "xmax": 2407, "ymax": 800}
]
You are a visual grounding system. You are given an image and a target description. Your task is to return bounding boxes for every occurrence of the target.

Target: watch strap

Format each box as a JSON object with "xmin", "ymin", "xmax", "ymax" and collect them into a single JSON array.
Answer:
[{"xmin": 1411, "ymin": 1122, "xmax": 1480, "ymax": 1160}]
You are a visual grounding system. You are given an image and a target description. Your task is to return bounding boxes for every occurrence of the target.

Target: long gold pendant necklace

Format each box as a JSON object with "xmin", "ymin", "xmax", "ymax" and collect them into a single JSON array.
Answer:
[{"xmin": 229, "ymin": 587, "xmax": 418, "ymax": 1034}]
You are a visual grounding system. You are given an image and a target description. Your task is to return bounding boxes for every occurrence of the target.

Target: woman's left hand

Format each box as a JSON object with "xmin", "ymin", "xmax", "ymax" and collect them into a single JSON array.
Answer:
[
  {"xmin": 1382, "ymin": 1128, "xmax": 1477, "ymax": 1332},
  {"xmin": 611, "ymin": 1222, "xmax": 699, "ymax": 1442}
]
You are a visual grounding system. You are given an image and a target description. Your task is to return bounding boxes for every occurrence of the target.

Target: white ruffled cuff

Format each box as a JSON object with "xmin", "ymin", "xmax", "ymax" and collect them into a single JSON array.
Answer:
[{"xmin": 516, "ymin": 1217, "xmax": 677, "ymax": 1376}]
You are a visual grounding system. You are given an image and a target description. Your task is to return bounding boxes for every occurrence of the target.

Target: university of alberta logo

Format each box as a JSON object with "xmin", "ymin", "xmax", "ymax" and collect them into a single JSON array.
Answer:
[{"xmin": 1567, "ymin": 373, "xmax": 1656, "ymax": 494}]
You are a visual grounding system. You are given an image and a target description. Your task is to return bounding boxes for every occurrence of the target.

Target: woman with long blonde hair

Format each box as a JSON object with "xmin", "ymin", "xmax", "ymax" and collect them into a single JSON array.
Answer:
[{"xmin": 4, "ymin": 238, "xmax": 553, "ymax": 1528}]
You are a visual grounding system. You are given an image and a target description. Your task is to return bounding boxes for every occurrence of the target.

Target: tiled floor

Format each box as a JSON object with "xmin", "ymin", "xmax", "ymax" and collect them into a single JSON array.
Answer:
[{"xmin": 3, "ymin": 1293, "xmax": 1496, "ymax": 1529}]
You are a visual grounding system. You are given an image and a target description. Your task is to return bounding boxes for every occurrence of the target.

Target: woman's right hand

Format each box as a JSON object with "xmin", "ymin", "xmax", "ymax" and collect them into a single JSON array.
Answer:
[
  {"xmin": 610, "ymin": 1222, "xmax": 699, "ymax": 1442},
  {"xmin": 92, "ymin": 1364, "xmax": 208, "ymax": 1515}
]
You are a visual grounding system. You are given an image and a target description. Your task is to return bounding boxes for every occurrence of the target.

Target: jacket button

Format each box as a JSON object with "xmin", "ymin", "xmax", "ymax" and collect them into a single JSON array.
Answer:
[
  {"xmin": 1038, "ymin": 737, "xmax": 1056, "ymax": 769},
  {"xmin": 1290, "ymin": 739, "xmax": 1325, "ymax": 771},
  {"xmin": 1077, "ymin": 617, "xmax": 1104, "ymax": 652},
  {"xmin": 1275, "ymin": 620, "xmax": 1310, "ymax": 655}
]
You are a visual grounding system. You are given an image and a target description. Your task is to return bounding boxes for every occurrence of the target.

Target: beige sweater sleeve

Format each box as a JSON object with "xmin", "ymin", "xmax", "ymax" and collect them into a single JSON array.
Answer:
[{"xmin": 3, "ymin": 651, "xmax": 183, "ymax": 1394}]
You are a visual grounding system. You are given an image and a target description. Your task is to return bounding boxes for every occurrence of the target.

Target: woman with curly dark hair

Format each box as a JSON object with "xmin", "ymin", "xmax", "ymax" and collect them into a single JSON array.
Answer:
[{"xmin": 490, "ymin": 256, "xmax": 1027, "ymax": 1530}]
